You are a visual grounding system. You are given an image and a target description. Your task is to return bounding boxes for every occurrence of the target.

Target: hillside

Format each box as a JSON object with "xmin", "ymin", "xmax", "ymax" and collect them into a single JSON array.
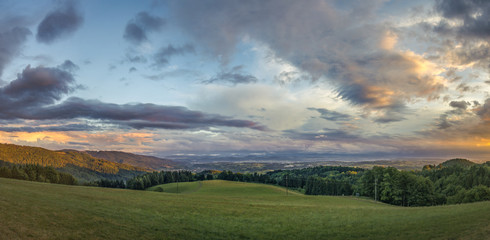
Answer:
[
  {"xmin": 85, "ymin": 150, "xmax": 182, "ymax": 171},
  {"xmin": 1, "ymin": 178, "xmax": 488, "ymax": 239},
  {"xmin": 439, "ymin": 158, "xmax": 476, "ymax": 168},
  {"xmin": 0, "ymin": 143, "xmax": 147, "ymax": 182}
]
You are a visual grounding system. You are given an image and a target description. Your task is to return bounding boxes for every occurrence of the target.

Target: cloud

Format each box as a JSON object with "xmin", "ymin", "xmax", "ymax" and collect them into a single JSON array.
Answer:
[
  {"xmin": 436, "ymin": 100, "xmax": 472, "ymax": 129},
  {"xmin": 202, "ymin": 65, "xmax": 258, "ymax": 85},
  {"xmin": 36, "ymin": 1, "xmax": 83, "ymax": 44},
  {"xmin": 335, "ymin": 51, "xmax": 445, "ymax": 110},
  {"xmin": 434, "ymin": 0, "xmax": 490, "ymax": 40},
  {"xmin": 169, "ymin": 0, "xmax": 446, "ymax": 117},
  {"xmin": 153, "ymin": 44, "xmax": 195, "ymax": 67},
  {"xmin": 0, "ymin": 65, "xmax": 77, "ymax": 114},
  {"xmin": 125, "ymin": 53, "xmax": 147, "ymax": 64},
  {"xmin": 123, "ymin": 12, "xmax": 165, "ymax": 44},
  {"xmin": 0, "ymin": 123, "xmax": 94, "ymax": 133},
  {"xmin": 143, "ymin": 68, "xmax": 202, "ymax": 81},
  {"xmin": 58, "ymin": 60, "xmax": 79, "ymax": 72},
  {"xmin": 373, "ymin": 114, "xmax": 406, "ymax": 124},
  {"xmin": 285, "ymin": 128, "xmax": 361, "ymax": 142},
  {"xmin": 274, "ymin": 71, "xmax": 312, "ymax": 86},
  {"xmin": 0, "ymin": 64, "xmax": 266, "ymax": 131},
  {"xmin": 307, "ymin": 107, "xmax": 351, "ymax": 121},
  {"xmin": 449, "ymin": 100, "xmax": 470, "ymax": 110},
  {"xmin": 0, "ymin": 20, "xmax": 31, "ymax": 77},
  {"xmin": 29, "ymin": 97, "xmax": 267, "ymax": 131},
  {"xmin": 477, "ymin": 98, "xmax": 490, "ymax": 121},
  {"xmin": 428, "ymin": 0, "xmax": 490, "ymax": 71},
  {"xmin": 436, "ymin": 114, "xmax": 452, "ymax": 129},
  {"xmin": 190, "ymin": 83, "xmax": 316, "ymax": 131}
]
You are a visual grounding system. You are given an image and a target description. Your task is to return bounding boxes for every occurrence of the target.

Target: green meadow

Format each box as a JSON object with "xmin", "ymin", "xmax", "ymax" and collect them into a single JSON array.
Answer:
[
  {"xmin": 146, "ymin": 181, "xmax": 203, "ymax": 193},
  {"xmin": 0, "ymin": 178, "xmax": 489, "ymax": 240}
]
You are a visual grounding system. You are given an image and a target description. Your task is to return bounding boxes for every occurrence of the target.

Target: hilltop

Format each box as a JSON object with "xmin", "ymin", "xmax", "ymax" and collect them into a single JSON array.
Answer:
[
  {"xmin": 0, "ymin": 143, "xmax": 147, "ymax": 182},
  {"xmin": 439, "ymin": 158, "xmax": 476, "ymax": 168}
]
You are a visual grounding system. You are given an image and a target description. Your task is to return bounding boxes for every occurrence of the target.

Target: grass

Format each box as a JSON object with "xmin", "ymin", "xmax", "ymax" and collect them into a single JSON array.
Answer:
[
  {"xmin": 146, "ymin": 181, "xmax": 202, "ymax": 193},
  {"xmin": 0, "ymin": 178, "xmax": 489, "ymax": 240}
]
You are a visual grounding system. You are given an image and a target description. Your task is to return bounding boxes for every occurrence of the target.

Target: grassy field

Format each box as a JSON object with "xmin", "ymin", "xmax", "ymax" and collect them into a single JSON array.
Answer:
[
  {"xmin": 146, "ymin": 181, "xmax": 203, "ymax": 193},
  {"xmin": 0, "ymin": 178, "xmax": 489, "ymax": 240}
]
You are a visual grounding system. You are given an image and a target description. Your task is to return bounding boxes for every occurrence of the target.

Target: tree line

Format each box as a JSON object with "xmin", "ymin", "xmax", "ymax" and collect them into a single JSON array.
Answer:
[
  {"xmin": 0, "ymin": 162, "xmax": 77, "ymax": 185},
  {"xmin": 211, "ymin": 166, "xmax": 361, "ymax": 196},
  {"xmin": 92, "ymin": 170, "xmax": 194, "ymax": 190},
  {"xmin": 93, "ymin": 161, "xmax": 489, "ymax": 207}
]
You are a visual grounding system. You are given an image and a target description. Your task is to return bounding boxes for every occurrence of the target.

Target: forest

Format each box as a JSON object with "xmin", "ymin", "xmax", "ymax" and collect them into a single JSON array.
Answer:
[
  {"xmin": 0, "ymin": 161, "xmax": 77, "ymax": 185},
  {"xmin": 102, "ymin": 159, "xmax": 489, "ymax": 206}
]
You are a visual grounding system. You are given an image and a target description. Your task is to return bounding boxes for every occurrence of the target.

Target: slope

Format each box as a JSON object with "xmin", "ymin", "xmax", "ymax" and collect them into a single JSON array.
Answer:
[
  {"xmin": 0, "ymin": 143, "xmax": 147, "ymax": 182},
  {"xmin": 0, "ymin": 178, "xmax": 488, "ymax": 240}
]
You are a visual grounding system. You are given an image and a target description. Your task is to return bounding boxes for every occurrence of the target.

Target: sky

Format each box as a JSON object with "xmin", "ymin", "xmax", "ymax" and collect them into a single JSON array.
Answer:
[{"xmin": 0, "ymin": 0, "xmax": 489, "ymax": 161}]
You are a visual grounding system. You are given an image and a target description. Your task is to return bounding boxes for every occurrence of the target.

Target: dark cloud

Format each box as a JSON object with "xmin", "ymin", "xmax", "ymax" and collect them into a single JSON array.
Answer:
[
  {"xmin": 477, "ymin": 98, "xmax": 490, "ymax": 121},
  {"xmin": 436, "ymin": 114, "xmax": 451, "ymax": 129},
  {"xmin": 58, "ymin": 60, "xmax": 79, "ymax": 72},
  {"xmin": 124, "ymin": 12, "xmax": 165, "ymax": 44},
  {"xmin": 450, "ymin": 100, "xmax": 470, "ymax": 110},
  {"xmin": 25, "ymin": 97, "xmax": 266, "ymax": 131},
  {"xmin": 0, "ymin": 124, "xmax": 95, "ymax": 133},
  {"xmin": 153, "ymin": 44, "xmax": 195, "ymax": 67},
  {"xmin": 124, "ymin": 23, "xmax": 146, "ymax": 44},
  {"xmin": 202, "ymin": 65, "xmax": 257, "ymax": 85},
  {"xmin": 129, "ymin": 67, "xmax": 137, "ymax": 73},
  {"xmin": 0, "ymin": 64, "xmax": 265, "ymax": 131},
  {"xmin": 456, "ymin": 83, "xmax": 471, "ymax": 92},
  {"xmin": 308, "ymin": 107, "xmax": 351, "ymax": 121},
  {"xmin": 67, "ymin": 141, "xmax": 92, "ymax": 146},
  {"xmin": 436, "ymin": 100, "xmax": 472, "ymax": 129},
  {"xmin": 36, "ymin": 2, "xmax": 83, "ymax": 44},
  {"xmin": 0, "ymin": 24, "xmax": 31, "ymax": 77},
  {"xmin": 429, "ymin": 0, "xmax": 490, "ymax": 72},
  {"xmin": 374, "ymin": 114, "xmax": 406, "ymax": 123},
  {"xmin": 434, "ymin": 0, "xmax": 490, "ymax": 39},
  {"xmin": 0, "ymin": 65, "xmax": 77, "ymax": 115}
]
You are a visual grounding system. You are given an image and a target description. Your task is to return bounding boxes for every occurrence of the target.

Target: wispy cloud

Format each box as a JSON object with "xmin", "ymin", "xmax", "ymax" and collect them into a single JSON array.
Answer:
[
  {"xmin": 0, "ymin": 18, "xmax": 31, "ymax": 77},
  {"xmin": 308, "ymin": 108, "xmax": 351, "ymax": 122},
  {"xmin": 202, "ymin": 65, "xmax": 258, "ymax": 85},
  {"xmin": 153, "ymin": 44, "xmax": 195, "ymax": 67}
]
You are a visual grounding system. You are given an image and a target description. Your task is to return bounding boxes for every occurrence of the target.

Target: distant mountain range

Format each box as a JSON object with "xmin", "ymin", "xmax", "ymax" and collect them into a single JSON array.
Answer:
[{"xmin": 0, "ymin": 143, "xmax": 182, "ymax": 182}]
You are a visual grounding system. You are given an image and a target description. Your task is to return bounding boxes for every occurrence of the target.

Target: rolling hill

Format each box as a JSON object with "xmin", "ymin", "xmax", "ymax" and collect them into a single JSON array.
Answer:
[
  {"xmin": 0, "ymin": 143, "xmax": 147, "ymax": 182},
  {"xmin": 85, "ymin": 150, "xmax": 183, "ymax": 171},
  {"xmin": 439, "ymin": 158, "xmax": 476, "ymax": 168},
  {"xmin": 0, "ymin": 178, "xmax": 488, "ymax": 239}
]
